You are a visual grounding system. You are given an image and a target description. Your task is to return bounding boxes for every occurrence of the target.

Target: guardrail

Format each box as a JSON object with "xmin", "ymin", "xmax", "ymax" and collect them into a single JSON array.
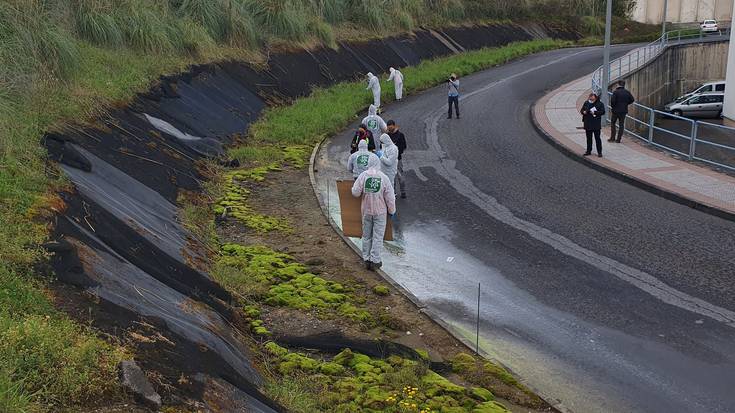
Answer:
[{"xmin": 591, "ymin": 28, "xmax": 735, "ymax": 172}]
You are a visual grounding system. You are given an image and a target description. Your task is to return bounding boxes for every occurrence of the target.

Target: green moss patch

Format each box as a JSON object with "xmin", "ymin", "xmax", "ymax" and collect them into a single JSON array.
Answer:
[
  {"xmin": 372, "ymin": 284, "xmax": 390, "ymax": 296},
  {"xmin": 451, "ymin": 353, "xmax": 540, "ymax": 405},
  {"xmin": 264, "ymin": 345, "xmax": 510, "ymax": 413},
  {"xmin": 214, "ymin": 168, "xmax": 291, "ymax": 233},
  {"xmin": 214, "ymin": 243, "xmax": 374, "ymax": 324}
]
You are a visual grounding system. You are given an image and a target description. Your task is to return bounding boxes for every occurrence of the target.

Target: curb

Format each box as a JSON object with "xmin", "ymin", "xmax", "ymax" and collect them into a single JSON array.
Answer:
[
  {"xmin": 530, "ymin": 82, "xmax": 735, "ymax": 224},
  {"xmin": 308, "ymin": 137, "xmax": 569, "ymax": 413}
]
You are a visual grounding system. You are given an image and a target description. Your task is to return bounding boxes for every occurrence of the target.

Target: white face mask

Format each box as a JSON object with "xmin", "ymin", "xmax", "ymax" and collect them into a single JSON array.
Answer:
[{"xmin": 588, "ymin": 99, "xmax": 595, "ymax": 104}]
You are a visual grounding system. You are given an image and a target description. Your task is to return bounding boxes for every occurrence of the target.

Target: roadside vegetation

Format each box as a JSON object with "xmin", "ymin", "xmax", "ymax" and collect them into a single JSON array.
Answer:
[{"xmin": 1, "ymin": 0, "xmax": 646, "ymax": 410}]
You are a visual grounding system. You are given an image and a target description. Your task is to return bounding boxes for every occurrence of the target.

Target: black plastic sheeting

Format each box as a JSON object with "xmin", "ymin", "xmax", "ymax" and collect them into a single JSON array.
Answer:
[{"xmin": 44, "ymin": 23, "xmax": 578, "ymax": 411}]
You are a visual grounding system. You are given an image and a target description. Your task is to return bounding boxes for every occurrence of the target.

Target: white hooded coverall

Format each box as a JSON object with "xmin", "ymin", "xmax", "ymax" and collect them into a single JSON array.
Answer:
[
  {"xmin": 366, "ymin": 72, "xmax": 381, "ymax": 109},
  {"xmin": 361, "ymin": 105, "xmax": 387, "ymax": 149},
  {"xmin": 352, "ymin": 156, "xmax": 396, "ymax": 264},
  {"xmin": 378, "ymin": 133, "xmax": 398, "ymax": 186},
  {"xmin": 347, "ymin": 140, "xmax": 379, "ymax": 179},
  {"xmin": 387, "ymin": 67, "xmax": 404, "ymax": 100}
]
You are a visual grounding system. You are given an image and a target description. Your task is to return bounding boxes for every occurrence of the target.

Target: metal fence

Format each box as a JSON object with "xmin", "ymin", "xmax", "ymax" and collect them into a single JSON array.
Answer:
[{"xmin": 591, "ymin": 28, "xmax": 735, "ymax": 172}]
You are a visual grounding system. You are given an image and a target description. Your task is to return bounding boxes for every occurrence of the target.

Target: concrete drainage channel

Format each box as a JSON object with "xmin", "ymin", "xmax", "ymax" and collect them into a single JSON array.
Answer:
[{"xmin": 43, "ymin": 22, "xmax": 578, "ymax": 411}]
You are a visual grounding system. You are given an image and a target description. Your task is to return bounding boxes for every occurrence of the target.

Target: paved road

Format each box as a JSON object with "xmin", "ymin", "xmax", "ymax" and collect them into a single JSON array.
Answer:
[{"xmin": 316, "ymin": 45, "xmax": 735, "ymax": 413}]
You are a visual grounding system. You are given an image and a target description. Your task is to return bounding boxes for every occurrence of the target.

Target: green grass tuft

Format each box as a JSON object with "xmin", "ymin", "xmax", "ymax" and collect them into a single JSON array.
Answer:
[
  {"xmin": 246, "ymin": 0, "xmax": 309, "ymax": 41},
  {"xmin": 174, "ymin": 0, "xmax": 228, "ymax": 41},
  {"xmin": 75, "ymin": 2, "xmax": 124, "ymax": 46},
  {"xmin": 115, "ymin": 2, "xmax": 174, "ymax": 53}
]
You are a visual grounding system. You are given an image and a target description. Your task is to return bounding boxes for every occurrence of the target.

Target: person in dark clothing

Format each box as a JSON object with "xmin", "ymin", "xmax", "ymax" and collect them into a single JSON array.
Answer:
[
  {"xmin": 350, "ymin": 124, "xmax": 375, "ymax": 154},
  {"xmin": 387, "ymin": 120, "xmax": 407, "ymax": 198},
  {"xmin": 580, "ymin": 93, "xmax": 605, "ymax": 157},
  {"xmin": 609, "ymin": 80, "xmax": 635, "ymax": 143}
]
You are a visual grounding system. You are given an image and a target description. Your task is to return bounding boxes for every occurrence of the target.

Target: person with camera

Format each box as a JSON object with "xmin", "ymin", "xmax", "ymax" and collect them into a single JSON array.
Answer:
[{"xmin": 448, "ymin": 73, "xmax": 460, "ymax": 119}]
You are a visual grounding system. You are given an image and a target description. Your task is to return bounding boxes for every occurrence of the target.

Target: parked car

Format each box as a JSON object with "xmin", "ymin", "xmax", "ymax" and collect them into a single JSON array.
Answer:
[
  {"xmin": 665, "ymin": 92, "xmax": 724, "ymax": 118},
  {"xmin": 701, "ymin": 19, "xmax": 719, "ymax": 33},
  {"xmin": 674, "ymin": 80, "xmax": 725, "ymax": 102}
]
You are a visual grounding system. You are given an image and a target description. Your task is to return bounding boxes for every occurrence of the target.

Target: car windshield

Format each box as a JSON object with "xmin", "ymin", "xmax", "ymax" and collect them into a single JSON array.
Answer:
[{"xmin": 704, "ymin": 20, "xmax": 716, "ymax": 24}]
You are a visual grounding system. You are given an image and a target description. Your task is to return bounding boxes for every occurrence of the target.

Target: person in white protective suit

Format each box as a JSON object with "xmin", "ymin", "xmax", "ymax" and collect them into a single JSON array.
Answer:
[
  {"xmin": 387, "ymin": 67, "xmax": 404, "ymax": 100},
  {"xmin": 352, "ymin": 156, "xmax": 396, "ymax": 270},
  {"xmin": 361, "ymin": 104, "xmax": 387, "ymax": 149},
  {"xmin": 347, "ymin": 139, "xmax": 379, "ymax": 179},
  {"xmin": 366, "ymin": 72, "xmax": 381, "ymax": 109},
  {"xmin": 378, "ymin": 133, "xmax": 398, "ymax": 187}
]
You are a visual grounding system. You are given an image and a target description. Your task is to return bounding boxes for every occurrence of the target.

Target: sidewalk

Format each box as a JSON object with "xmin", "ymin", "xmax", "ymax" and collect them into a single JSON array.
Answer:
[{"xmin": 534, "ymin": 75, "xmax": 735, "ymax": 219}]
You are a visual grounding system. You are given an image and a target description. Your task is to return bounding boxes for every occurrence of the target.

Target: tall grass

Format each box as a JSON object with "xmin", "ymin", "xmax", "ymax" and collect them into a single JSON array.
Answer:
[
  {"xmin": 115, "ymin": 1, "xmax": 174, "ymax": 53},
  {"xmin": 246, "ymin": 0, "xmax": 309, "ymax": 41},
  {"xmin": 74, "ymin": 0, "xmax": 124, "ymax": 46}
]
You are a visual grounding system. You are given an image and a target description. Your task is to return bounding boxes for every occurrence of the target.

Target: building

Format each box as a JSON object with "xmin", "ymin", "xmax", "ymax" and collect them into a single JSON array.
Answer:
[{"xmin": 631, "ymin": 0, "xmax": 732, "ymax": 24}]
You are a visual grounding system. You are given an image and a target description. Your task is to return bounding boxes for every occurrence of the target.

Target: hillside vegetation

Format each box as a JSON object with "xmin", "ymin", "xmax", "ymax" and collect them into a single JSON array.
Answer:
[{"xmin": 0, "ymin": 0, "xmax": 642, "ymax": 411}]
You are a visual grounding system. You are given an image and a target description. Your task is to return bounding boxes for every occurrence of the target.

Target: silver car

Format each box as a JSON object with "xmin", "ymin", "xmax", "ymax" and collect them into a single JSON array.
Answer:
[{"xmin": 664, "ymin": 92, "xmax": 724, "ymax": 118}]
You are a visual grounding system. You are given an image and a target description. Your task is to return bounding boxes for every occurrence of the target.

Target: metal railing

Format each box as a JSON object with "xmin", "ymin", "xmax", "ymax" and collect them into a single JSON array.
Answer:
[{"xmin": 590, "ymin": 28, "xmax": 735, "ymax": 172}]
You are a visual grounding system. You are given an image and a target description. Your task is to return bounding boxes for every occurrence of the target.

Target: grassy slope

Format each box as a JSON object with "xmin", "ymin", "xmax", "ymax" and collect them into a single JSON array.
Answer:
[{"xmin": 0, "ymin": 0, "xmax": 654, "ymax": 410}]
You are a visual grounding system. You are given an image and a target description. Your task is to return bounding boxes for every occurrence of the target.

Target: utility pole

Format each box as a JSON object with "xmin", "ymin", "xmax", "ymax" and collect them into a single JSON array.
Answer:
[
  {"xmin": 661, "ymin": 0, "xmax": 668, "ymax": 38},
  {"xmin": 601, "ymin": 0, "xmax": 612, "ymax": 122}
]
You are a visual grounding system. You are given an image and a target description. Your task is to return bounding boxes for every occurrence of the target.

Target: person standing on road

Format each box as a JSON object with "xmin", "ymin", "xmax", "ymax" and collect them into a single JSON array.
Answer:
[
  {"xmin": 352, "ymin": 156, "xmax": 396, "ymax": 270},
  {"xmin": 387, "ymin": 120, "xmax": 407, "ymax": 199},
  {"xmin": 609, "ymin": 80, "xmax": 635, "ymax": 143},
  {"xmin": 448, "ymin": 73, "xmax": 460, "ymax": 119},
  {"xmin": 366, "ymin": 72, "xmax": 382, "ymax": 110},
  {"xmin": 362, "ymin": 105, "xmax": 387, "ymax": 149},
  {"xmin": 387, "ymin": 67, "xmax": 404, "ymax": 101},
  {"xmin": 581, "ymin": 92, "xmax": 605, "ymax": 157},
  {"xmin": 378, "ymin": 133, "xmax": 398, "ymax": 189},
  {"xmin": 347, "ymin": 140, "xmax": 378, "ymax": 179}
]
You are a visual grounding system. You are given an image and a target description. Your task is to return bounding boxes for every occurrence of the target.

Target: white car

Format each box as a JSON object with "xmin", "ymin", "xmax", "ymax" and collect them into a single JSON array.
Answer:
[
  {"xmin": 675, "ymin": 80, "xmax": 725, "ymax": 102},
  {"xmin": 701, "ymin": 19, "xmax": 719, "ymax": 33}
]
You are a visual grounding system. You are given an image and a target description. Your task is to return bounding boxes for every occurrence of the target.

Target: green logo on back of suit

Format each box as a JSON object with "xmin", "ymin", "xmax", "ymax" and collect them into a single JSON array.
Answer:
[
  {"xmin": 367, "ymin": 119, "xmax": 378, "ymax": 130},
  {"xmin": 365, "ymin": 177, "xmax": 381, "ymax": 193},
  {"xmin": 357, "ymin": 154, "xmax": 369, "ymax": 167}
]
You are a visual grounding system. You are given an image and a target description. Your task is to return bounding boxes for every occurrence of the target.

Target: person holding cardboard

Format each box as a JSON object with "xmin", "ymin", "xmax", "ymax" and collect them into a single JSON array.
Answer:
[{"xmin": 351, "ymin": 156, "xmax": 396, "ymax": 270}]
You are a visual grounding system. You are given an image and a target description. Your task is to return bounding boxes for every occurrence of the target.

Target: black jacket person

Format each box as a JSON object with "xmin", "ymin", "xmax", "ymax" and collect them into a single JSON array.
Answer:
[
  {"xmin": 580, "ymin": 93, "xmax": 605, "ymax": 157},
  {"xmin": 609, "ymin": 81, "xmax": 635, "ymax": 143}
]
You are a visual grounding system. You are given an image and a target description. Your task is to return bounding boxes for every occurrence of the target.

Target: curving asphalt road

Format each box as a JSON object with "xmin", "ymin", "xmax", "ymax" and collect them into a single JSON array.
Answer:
[{"xmin": 316, "ymin": 44, "xmax": 735, "ymax": 413}]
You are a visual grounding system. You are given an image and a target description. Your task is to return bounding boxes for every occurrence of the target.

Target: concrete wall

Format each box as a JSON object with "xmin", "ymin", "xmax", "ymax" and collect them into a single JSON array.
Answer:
[
  {"xmin": 632, "ymin": 0, "xmax": 733, "ymax": 23},
  {"xmin": 621, "ymin": 41, "xmax": 728, "ymax": 116}
]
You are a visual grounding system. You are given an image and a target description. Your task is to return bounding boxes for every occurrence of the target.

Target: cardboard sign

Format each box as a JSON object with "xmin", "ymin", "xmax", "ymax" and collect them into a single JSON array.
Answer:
[{"xmin": 336, "ymin": 180, "xmax": 393, "ymax": 241}]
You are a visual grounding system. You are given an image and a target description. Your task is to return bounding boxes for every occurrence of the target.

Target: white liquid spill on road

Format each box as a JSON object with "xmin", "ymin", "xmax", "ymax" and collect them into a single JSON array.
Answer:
[
  {"xmin": 145, "ymin": 114, "xmax": 202, "ymax": 141},
  {"xmin": 379, "ymin": 222, "xmax": 714, "ymax": 413},
  {"xmin": 408, "ymin": 49, "xmax": 735, "ymax": 328}
]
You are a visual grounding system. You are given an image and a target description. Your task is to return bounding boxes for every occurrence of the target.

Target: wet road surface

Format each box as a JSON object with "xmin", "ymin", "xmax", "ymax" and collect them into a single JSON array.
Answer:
[{"xmin": 315, "ymin": 45, "xmax": 735, "ymax": 413}]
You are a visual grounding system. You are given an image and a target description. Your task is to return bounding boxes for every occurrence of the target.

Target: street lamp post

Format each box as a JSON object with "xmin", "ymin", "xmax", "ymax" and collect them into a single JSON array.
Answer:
[
  {"xmin": 601, "ymin": 0, "xmax": 612, "ymax": 122},
  {"xmin": 661, "ymin": 0, "xmax": 668, "ymax": 39}
]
